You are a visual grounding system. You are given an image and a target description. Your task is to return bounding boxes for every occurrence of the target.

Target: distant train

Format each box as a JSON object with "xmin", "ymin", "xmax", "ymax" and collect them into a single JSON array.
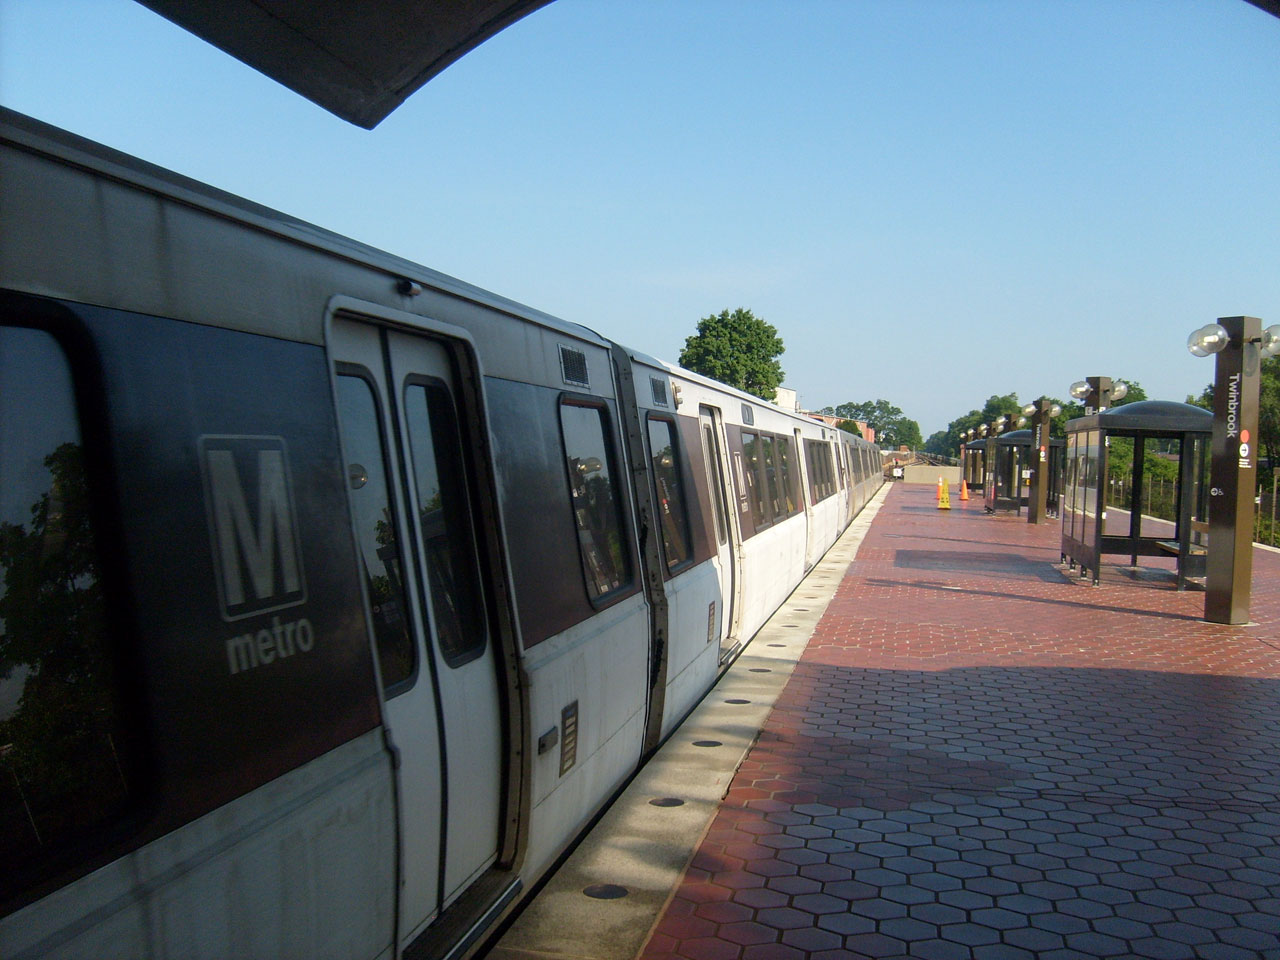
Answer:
[{"xmin": 0, "ymin": 107, "xmax": 883, "ymax": 960}]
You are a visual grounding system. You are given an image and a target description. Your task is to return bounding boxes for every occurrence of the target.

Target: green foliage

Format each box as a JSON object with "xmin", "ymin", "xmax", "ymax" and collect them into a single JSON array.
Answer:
[
  {"xmin": 924, "ymin": 393, "xmax": 1022, "ymax": 456},
  {"xmin": 837, "ymin": 420, "xmax": 864, "ymax": 438},
  {"xmin": 679, "ymin": 307, "xmax": 785, "ymax": 401},
  {"xmin": 1187, "ymin": 356, "xmax": 1279, "ymax": 485},
  {"xmin": 820, "ymin": 399, "xmax": 921, "ymax": 449},
  {"xmin": 929, "ymin": 379, "xmax": 1152, "ymax": 456},
  {"xmin": 0, "ymin": 443, "xmax": 130, "ymax": 841}
]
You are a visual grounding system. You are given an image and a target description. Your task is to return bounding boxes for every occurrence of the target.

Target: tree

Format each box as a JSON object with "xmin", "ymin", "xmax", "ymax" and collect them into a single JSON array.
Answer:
[
  {"xmin": 679, "ymin": 308, "xmax": 784, "ymax": 401},
  {"xmin": 837, "ymin": 420, "xmax": 864, "ymax": 439},
  {"xmin": 1189, "ymin": 358, "xmax": 1280, "ymax": 482},
  {"xmin": 820, "ymin": 399, "xmax": 922, "ymax": 450},
  {"xmin": 925, "ymin": 393, "xmax": 1021, "ymax": 457}
]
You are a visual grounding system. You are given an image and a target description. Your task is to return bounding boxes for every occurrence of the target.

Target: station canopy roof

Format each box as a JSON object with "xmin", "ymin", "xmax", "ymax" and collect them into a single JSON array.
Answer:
[
  {"xmin": 136, "ymin": 0, "xmax": 1277, "ymax": 130},
  {"xmin": 1066, "ymin": 400, "xmax": 1212, "ymax": 435},
  {"xmin": 137, "ymin": 0, "xmax": 553, "ymax": 128}
]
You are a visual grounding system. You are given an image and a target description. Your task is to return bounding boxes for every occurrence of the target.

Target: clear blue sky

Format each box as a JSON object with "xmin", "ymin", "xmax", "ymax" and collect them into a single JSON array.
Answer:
[{"xmin": 2, "ymin": 0, "xmax": 1277, "ymax": 437}]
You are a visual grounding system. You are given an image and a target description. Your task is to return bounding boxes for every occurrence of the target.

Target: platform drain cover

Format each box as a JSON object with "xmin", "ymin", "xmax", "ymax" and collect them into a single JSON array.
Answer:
[{"xmin": 583, "ymin": 884, "xmax": 628, "ymax": 900}]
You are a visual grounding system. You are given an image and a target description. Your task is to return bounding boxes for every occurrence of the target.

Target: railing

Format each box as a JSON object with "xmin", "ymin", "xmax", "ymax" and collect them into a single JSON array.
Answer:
[{"xmin": 1106, "ymin": 475, "xmax": 1279, "ymax": 548}]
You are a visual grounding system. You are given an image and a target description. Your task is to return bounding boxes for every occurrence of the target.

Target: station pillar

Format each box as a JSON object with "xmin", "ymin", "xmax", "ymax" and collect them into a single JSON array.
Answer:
[
  {"xmin": 1205, "ymin": 317, "xmax": 1262, "ymax": 625},
  {"xmin": 1026, "ymin": 399, "xmax": 1053, "ymax": 524}
]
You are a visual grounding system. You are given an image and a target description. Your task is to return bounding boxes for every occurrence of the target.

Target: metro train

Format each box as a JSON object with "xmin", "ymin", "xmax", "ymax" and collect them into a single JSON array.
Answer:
[{"xmin": 0, "ymin": 107, "xmax": 883, "ymax": 960}]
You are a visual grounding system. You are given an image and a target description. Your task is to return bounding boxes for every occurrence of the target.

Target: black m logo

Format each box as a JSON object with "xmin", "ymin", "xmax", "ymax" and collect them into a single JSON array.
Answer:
[{"xmin": 200, "ymin": 435, "xmax": 307, "ymax": 621}]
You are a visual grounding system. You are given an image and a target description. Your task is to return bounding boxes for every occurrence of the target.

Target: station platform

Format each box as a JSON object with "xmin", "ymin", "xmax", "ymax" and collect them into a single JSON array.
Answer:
[{"xmin": 492, "ymin": 483, "xmax": 1280, "ymax": 960}]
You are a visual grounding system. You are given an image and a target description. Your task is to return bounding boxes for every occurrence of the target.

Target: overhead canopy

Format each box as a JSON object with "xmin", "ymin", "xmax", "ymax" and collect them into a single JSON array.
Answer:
[
  {"xmin": 137, "ymin": 0, "xmax": 553, "ymax": 128},
  {"xmin": 1066, "ymin": 400, "xmax": 1212, "ymax": 435},
  {"xmin": 135, "ymin": 0, "xmax": 1276, "ymax": 129}
]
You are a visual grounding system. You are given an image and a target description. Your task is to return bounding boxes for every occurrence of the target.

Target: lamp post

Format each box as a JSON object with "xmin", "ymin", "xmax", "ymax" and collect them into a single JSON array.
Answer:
[
  {"xmin": 1187, "ymin": 317, "xmax": 1280, "ymax": 624},
  {"xmin": 1069, "ymin": 377, "xmax": 1128, "ymax": 415},
  {"xmin": 1021, "ymin": 398, "xmax": 1063, "ymax": 524}
]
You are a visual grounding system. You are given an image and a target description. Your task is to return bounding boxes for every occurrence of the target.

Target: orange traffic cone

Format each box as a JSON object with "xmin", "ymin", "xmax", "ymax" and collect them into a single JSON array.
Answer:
[
  {"xmin": 936, "ymin": 476, "xmax": 943, "ymax": 500},
  {"xmin": 960, "ymin": 478, "xmax": 969, "ymax": 501}
]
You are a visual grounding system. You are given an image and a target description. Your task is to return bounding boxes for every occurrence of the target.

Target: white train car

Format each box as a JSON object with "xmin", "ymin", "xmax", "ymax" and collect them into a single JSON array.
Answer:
[{"xmin": 0, "ymin": 108, "xmax": 882, "ymax": 960}]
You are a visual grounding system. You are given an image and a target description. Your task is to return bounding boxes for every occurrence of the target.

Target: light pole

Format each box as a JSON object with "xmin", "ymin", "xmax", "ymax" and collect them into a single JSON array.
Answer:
[
  {"xmin": 1187, "ymin": 317, "xmax": 1280, "ymax": 624},
  {"xmin": 1069, "ymin": 377, "xmax": 1128, "ymax": 415},
  {"xmin": 1021, "ymin": 398, "xmax": 1062, "ymax": 524}
]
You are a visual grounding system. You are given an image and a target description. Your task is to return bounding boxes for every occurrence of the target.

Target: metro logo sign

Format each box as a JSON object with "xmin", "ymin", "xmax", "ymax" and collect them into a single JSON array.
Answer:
[{"xmin": 200, "ymin": 436, "xmax": 307, "ymax": 621}]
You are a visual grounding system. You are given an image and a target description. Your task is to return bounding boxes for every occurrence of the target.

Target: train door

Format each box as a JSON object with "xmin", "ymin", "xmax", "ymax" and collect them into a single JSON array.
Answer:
[
  {"xmin": 699, "ymin": 405, "xmax": 740, "ymax": 659},
  {"xmin": 330, "ymin": 317, "xmax": 505, "ymax": 944}
]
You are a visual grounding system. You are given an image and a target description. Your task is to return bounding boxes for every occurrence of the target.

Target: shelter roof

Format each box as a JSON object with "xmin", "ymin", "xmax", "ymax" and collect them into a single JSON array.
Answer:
[{"xmin": 1066, "ymin": 400, "xmax": 1212, "ymax": 435}]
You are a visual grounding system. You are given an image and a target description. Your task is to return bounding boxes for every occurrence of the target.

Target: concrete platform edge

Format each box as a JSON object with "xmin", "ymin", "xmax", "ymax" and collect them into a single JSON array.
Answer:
[{"xmin": 488, "ymin": 486, "xmax": 891, "ymax": 960}]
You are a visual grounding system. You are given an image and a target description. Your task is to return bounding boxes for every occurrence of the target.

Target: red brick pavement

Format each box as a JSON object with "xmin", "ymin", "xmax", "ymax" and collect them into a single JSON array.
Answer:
[{"xmin": 640, "ymin": 484, "xmax": 1280, "ymax": 960}]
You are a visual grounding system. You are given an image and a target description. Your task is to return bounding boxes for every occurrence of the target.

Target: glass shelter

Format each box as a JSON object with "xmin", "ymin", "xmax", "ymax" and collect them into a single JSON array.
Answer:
[
  {"xmin": 1060, "ymin": 401, "xmax": 1212, "ymax": 587},
  {"xmin": 982, "ymin": 430, "xmax": 1065, "ymax": 516},
  {"xmin": 963, "ymin": 439, "xmax": 986, "ymax": 494}
]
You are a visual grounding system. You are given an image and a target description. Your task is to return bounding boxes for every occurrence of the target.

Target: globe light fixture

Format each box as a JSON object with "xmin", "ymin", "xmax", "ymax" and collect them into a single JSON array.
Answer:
[
  {"xmin": 1069, "ymin": 380, "xmax": 1090, "ymax": 400},
  {"xmin": 1016, "ymin": 416, "xmax": 1028, "ymax": 428},
  {"xmin": 1021, "ymin": 402, "xmax": 1036, "ymax": 416},
  {"xmin": 1187, "ymin": 322, "xmax": 1230, "ymax": 358},
  {"xmin": 1049, "ymin": 403, "xmax": 1062, "ymax": 418},
  {"xmin": 1111, "ymin": 381, "xmax": 1128, "ymax": 402},
  {"xmin": 1261, "ymin": 324, "xmax": 1280, "ymax": 358}
]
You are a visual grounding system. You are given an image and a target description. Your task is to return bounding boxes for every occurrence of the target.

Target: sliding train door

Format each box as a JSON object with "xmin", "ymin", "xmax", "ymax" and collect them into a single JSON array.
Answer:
[
  {"xmin": 699, "ymin": 405, "xmax": 740, "ymax": 660},
  {"xmin": 330, "ymin": 317, "xmax": 505, "ymax": 945}
]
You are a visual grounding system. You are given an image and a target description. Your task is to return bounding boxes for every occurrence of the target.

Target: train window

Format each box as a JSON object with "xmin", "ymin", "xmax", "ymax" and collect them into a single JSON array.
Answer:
[
  {"xmin": 741, "ymin": 431, "xmax": 766, "ymax": 527},
  {"xmin": 701, "ymin": 424, "xmax": 728, "ymax": 545},
  {"xmin": 336, "ymin": 373, "xmax": 415, "ymax": 689},
  {"xmin": 647, "ymin": 417, "xmax": 692, "ymax": 571},
  {"xmin": 760, "ymin": 435, "xmax": 781, "ymax": 520},
  {"xmin": 805, "ymin": 438, "xmax": 835, "ymax": 502},
  {"xmin": 0, "ymin": 327, "xmax": 139, "ymax": 890},
  {"xmin": 778, "ymin": 437, "xmax": 798, "ymax": 514},
  {"xmin": 404, "ymin": 380, "xmax": 488, "ymax": 668},
  {"xmin": 559, "ymin": 401, "xmax": 632, "ymax": 601}
]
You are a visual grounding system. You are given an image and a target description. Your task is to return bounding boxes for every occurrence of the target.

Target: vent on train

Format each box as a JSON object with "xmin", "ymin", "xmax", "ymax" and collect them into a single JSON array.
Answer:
[
  {"xmin": 741, "ymin": 404, "xmax": 755, "ymax": 425},
  {"xmin": 558, "ymin": 345, "xmax": 590, "ymax": 387},
  {"xmin": 650, "ymin": 377, "xmax": 669, "ymax": 407}
]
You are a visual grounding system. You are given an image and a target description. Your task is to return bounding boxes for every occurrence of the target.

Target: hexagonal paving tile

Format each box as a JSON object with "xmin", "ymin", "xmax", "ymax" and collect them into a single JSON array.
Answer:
[{"xmin": 639, "ymin": 486, "xmax": 1280, "ymax": 960}]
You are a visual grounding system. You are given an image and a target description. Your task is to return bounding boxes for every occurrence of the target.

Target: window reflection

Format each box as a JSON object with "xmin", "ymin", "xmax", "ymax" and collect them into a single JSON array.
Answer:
[
  {"xmin": 404, "ymin": 381, "xmax": 487, "ymax": 667},
  {"xmin": 560, "ymin": 402, "xmax": 631, "ymax": 600},
  {"xmin": 777, "ymin": 438, "xmax": 796, "ymax": 514},
  {"xmin": 0, "ymin": 327, "xmax": 133, "ymax": 880},
  {"xmin": 648, "ymin": 418, "xmax": 691, "ymax": 569},
  {"xmin": 701, "ymin": 424, "xmax": 728, "ymax": 545},
  {"xmin": 336, "ymin": 374, "xmax": 414, "ymax": 688},
  {"xmin": 742, "ymin": 432, "xmax": 764, "ymax": 526},
  {"xmin": 761, "ymin": 435, "xmax": 780, "ymax": 519}
]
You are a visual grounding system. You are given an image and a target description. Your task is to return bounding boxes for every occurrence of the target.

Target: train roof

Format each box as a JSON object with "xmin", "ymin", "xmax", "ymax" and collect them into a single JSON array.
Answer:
[{"xmin": 0, "ymin": 106, "xmax": 608, "ymax": 349}]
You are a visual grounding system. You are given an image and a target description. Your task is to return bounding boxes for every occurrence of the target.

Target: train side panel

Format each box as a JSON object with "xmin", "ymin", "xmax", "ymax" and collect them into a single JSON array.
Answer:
[{"xmin": 0, "ymin": 109, "xmax": 886, "ymax": 959}]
